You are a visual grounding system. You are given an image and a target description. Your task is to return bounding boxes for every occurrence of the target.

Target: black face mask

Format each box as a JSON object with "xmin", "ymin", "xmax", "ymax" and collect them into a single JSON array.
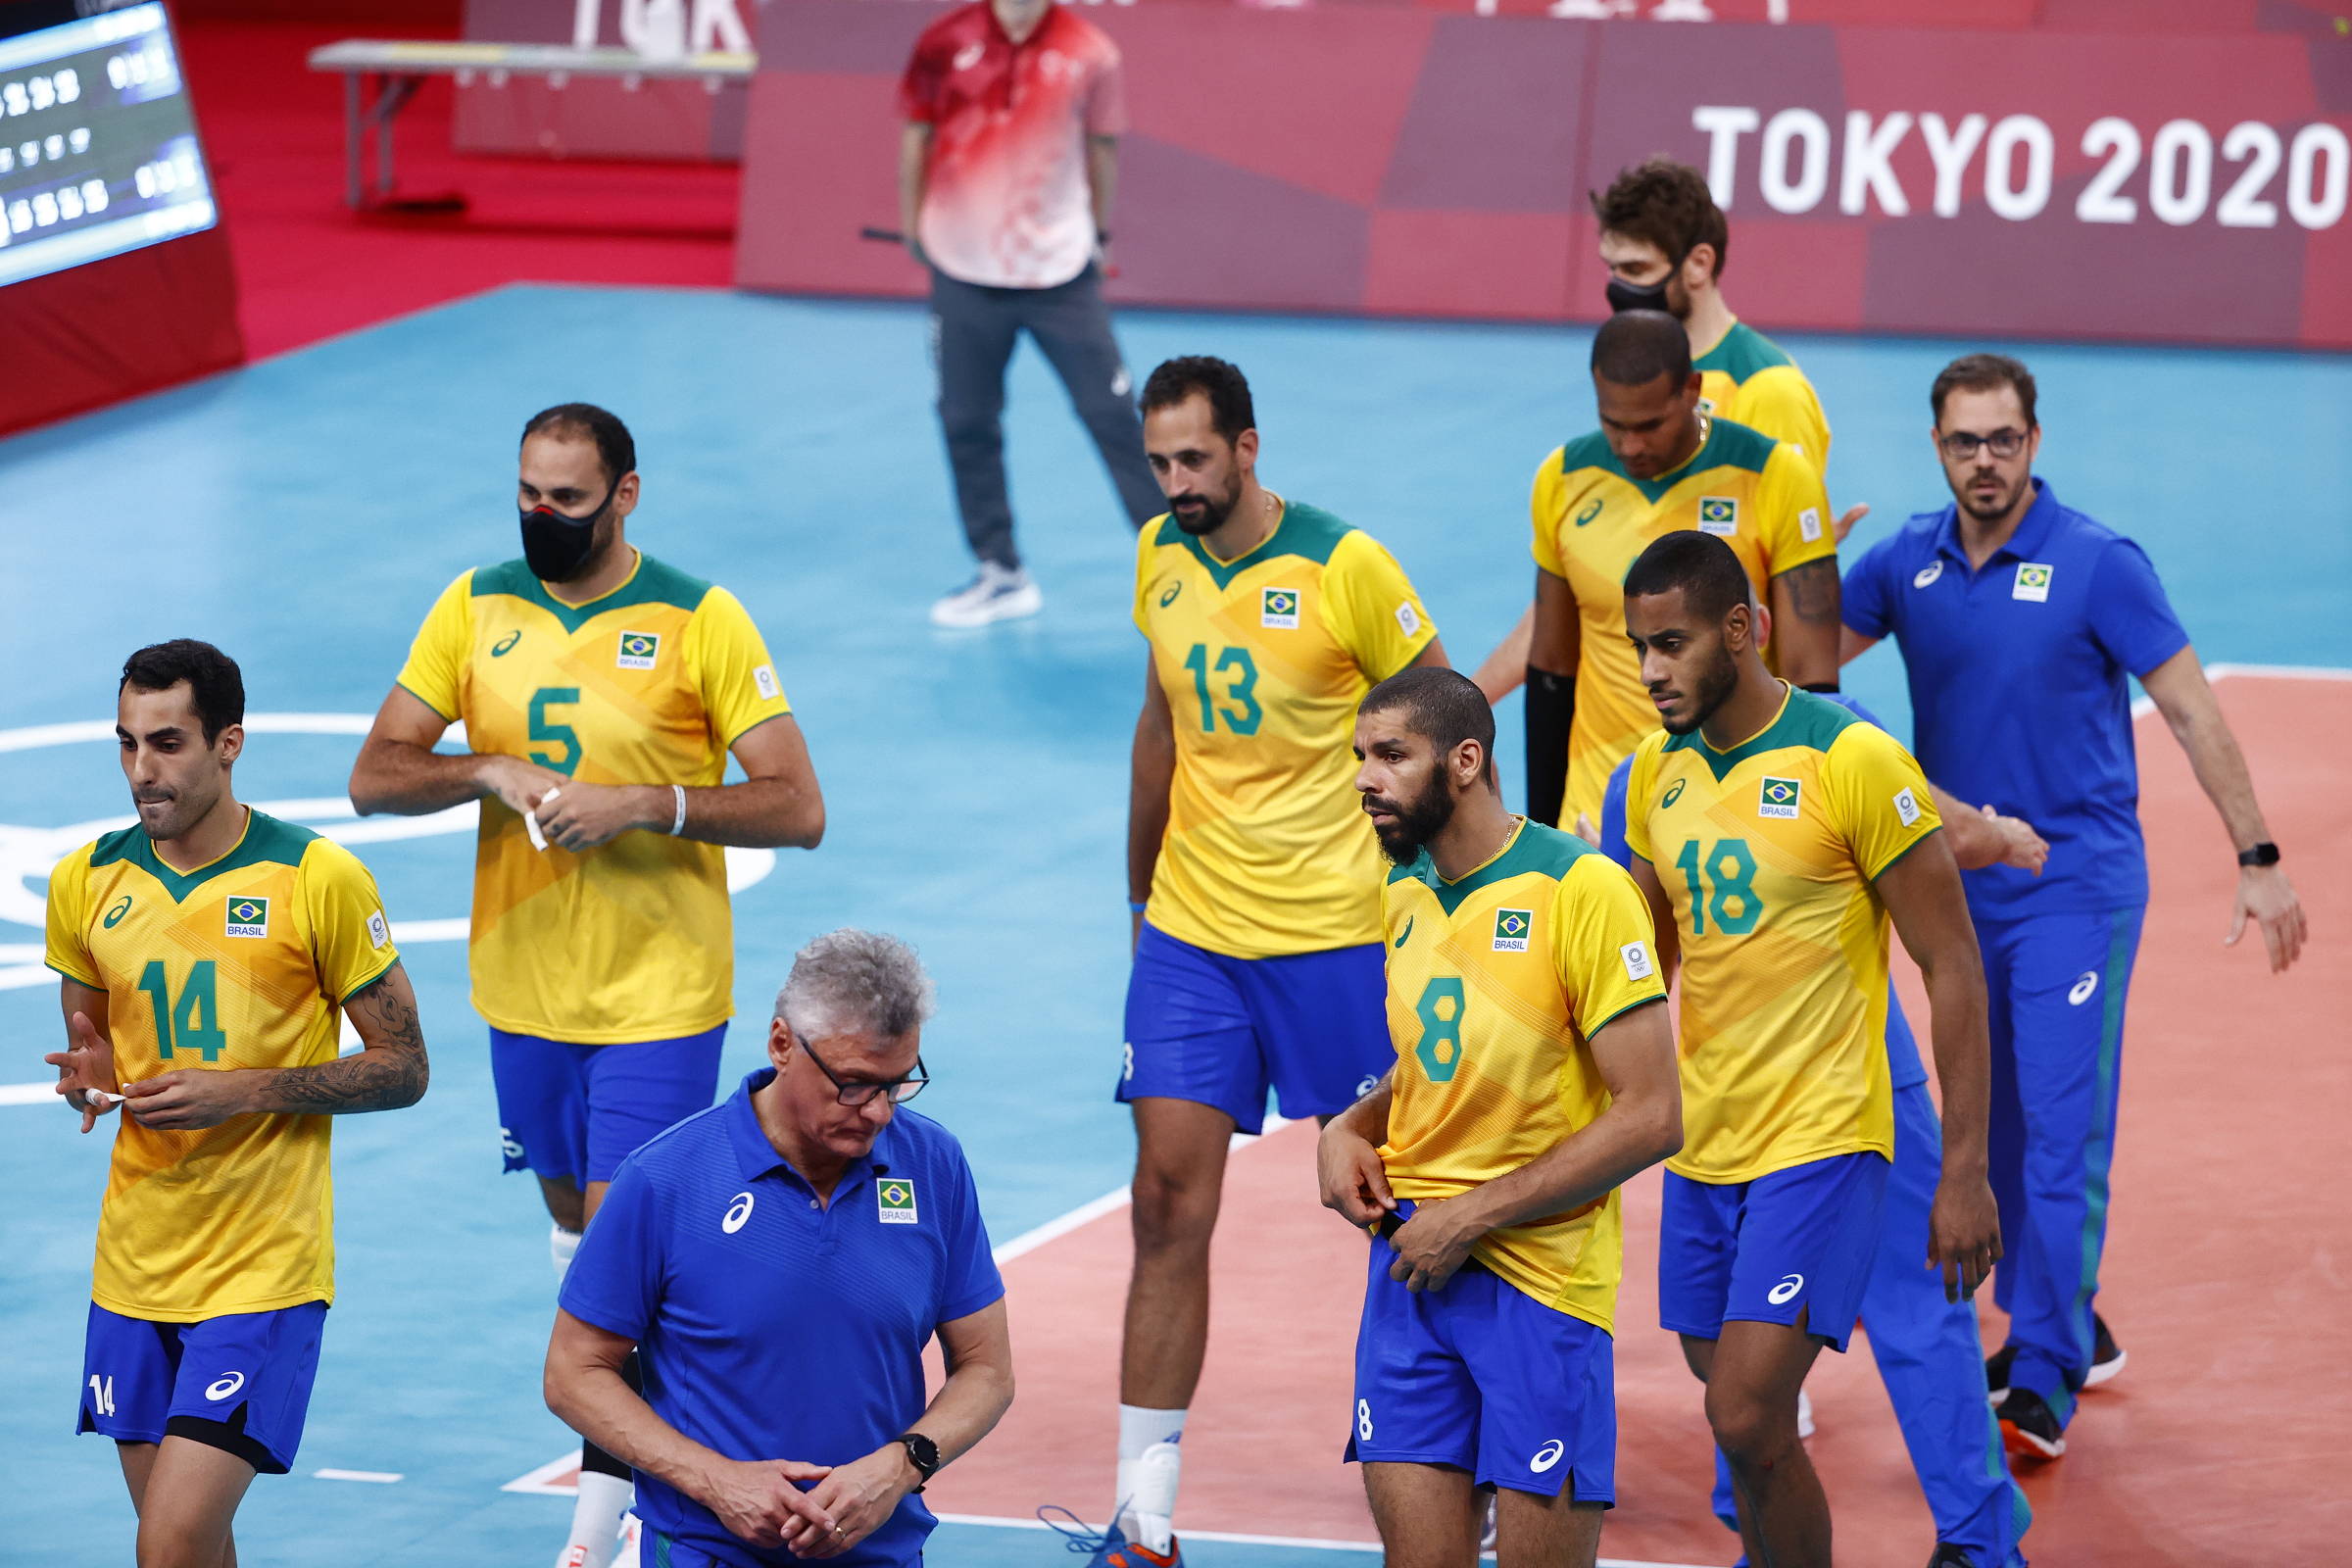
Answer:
[
  {"xmin": 519, "ymin": 485, "xmax": 612, "ymax": 583},
  {"xmin": 1604, "ymin": 271, "xmax": 1674, "ymax": 316}
]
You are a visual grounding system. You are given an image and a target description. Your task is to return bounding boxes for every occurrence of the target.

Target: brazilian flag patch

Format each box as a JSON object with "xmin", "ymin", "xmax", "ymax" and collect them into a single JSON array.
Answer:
[
  {"xmin": 878, "ymin": 1177, "xmax": 919, "ymax": 1225},
  {"xmin": 1492, "ymin": 906, "xmax": 1532, "ymax": 953},
  {"xmin": 1697, "ymin": 496, "xmax": 1739, "ymax": 536},
  {"xmin": 616, "ymin": 629, "xmax": 661, "ymax": 670},
  {"xmin": 224, "ymin": 896, "xmax": 270, "ymax": 939},
  {"xmin": 1260, "ymin": 587, "xmax": 1299, "ymax": 630},
  {"xmin": 1758, "ymin": 775, "xmax": 1802, "ymax": 820}
]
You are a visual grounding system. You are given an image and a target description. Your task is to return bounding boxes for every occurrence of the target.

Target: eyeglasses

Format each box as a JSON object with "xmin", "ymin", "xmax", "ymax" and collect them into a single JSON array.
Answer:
[
  {"xmin": 795, "ymin": 1034, "xmax": 928, "ymax": 1106},
  {"xmin": 1937, "ymin": 428, "xmax": 2029, "ymax": 462}
]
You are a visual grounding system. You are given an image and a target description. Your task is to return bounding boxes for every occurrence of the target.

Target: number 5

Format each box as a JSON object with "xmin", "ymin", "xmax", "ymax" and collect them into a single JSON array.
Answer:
[{"xmin": 529, "ymin": 687, "xmax": 581, "ymax": 776}]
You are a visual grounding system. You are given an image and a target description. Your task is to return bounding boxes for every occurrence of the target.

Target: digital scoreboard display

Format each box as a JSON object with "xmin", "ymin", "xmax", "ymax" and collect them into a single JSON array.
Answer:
[{"xmin": 0, "ymin": 0, "xmax": 216, "ymax": 290}]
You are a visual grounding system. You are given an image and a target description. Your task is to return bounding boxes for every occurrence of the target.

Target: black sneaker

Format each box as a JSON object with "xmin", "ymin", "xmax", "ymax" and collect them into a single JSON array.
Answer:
[
  {"xmin": 1984, "ymin": 1342, "xmax": 2018, "ymax": 1404},
  {"xmin": 1995, "ymin": 1388, "xmax": 2065, "ymax": 1459},
  {"xmin": 2083, "ymin": 1311, "xmax": 2126, "ymax": 1389},
  {"xmin": 1927, "ymin": 1546, "xmax": 1981, "ymax": 1568}
]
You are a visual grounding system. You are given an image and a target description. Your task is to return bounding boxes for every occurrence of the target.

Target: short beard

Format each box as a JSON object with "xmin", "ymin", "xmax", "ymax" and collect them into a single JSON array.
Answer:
[
  {"xmin": 1170, "ymin": 479, "xmax": 1241, "ymax": 537},
  {"xmin": 1958, "ymin": 472, "xmax": 2030, "ymax": 523},
  {"xmin": 1371, "ymin": 777, "xmax": 1455, "ymax": 864},
  {"xmin": 1661, "ymin": 645, "xmax": 1740, "ymax": 736}
]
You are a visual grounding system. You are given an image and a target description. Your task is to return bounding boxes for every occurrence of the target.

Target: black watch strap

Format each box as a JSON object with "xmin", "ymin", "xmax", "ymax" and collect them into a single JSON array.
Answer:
[
  {"xmin": 896, "ymin": 1431, "xmax": 941, "ymax": 1488},
  {"xmin": 2236, "ymin": 841, "xmax": 2280, "ymax": 867}
]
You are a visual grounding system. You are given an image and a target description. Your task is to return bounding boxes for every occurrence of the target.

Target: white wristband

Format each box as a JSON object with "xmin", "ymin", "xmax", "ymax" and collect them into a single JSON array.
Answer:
[{"xmin": 670, "ymin": 783, "xmax": 688, "ymax": 836}]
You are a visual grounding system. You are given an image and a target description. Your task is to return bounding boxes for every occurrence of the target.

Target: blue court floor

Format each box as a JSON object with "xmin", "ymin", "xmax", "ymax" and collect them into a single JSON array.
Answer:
[{"xmin": 1, "ymin": 284, "xmax": 2346, "ymax": 1567}]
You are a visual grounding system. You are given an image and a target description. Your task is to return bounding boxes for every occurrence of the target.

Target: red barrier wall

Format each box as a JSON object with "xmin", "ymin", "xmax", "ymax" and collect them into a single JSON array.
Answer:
[{"xmin": 735, "ymin": 3, "xmax": 2352, "ymax": 348}]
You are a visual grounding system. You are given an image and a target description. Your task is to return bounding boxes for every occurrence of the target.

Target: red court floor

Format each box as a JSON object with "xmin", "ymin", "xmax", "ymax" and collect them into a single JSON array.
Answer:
[{"xmin": 925, "ymin": 671, "xmax": 2349, "ymax": 1566}]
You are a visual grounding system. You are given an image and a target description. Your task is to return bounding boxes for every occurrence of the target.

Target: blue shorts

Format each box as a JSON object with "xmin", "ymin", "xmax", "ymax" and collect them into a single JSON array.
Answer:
[
  {"xmin": 1659, "ymin": 1152, "xmax": 1889, "ymax": 1353},
  {"xmin": 1119, "ymin": 921, "xmax": 1390, "ymax": 1134},
  {"xmin": 78, "ymin": 1300, "xmax": 327, "ymax": 1474},
  {"xmin": 492, "ymin": 1023, "xmax": 727, "ymax": 1186},
  {"xmin": 1347, "ymin": 1204, "xmax": 1616, "ymax": 1501}
]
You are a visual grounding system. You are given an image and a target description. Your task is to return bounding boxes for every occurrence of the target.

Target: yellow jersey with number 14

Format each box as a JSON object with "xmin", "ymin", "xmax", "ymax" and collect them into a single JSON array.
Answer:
[
  {"xmin": 1135, "ymin": 501, "xmax": 1438, "ymax": 959},
  {"xmin": 1625, "ymin": 688, "xmax": 1939, "ymax": 1185},
  {"xmin": 396, "ymin": 552, "xmax": 793, "ymax": 1044},
  {"xmin": 1379, "ymin": 820, "xmax": 1665, "ymax": 1331},
  {"xmin": 1530, "ymin": 416, "xmax": 1834, "ymax": 829},
  {"xmin": 44, "ymin": 810, "xmax": 400, "ymax": 1321}
]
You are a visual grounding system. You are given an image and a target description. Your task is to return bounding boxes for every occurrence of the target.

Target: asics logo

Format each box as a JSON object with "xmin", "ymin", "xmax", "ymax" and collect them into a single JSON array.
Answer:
[
  {"xmin": 204, "ymin": 1371, "xmax": 246, "ymax": 1401},
  {"xmin": 2068, "ymin": 971, "xmax": 2099, "ymax": 1005},
  {"xmin": 103, "ymin": 895, "xmax": 132, "ymax": 928},
  {"xmin": 1767, "ymin": 1273, "xmax": 1805, "ymax": 1305},
  {"xmin": 722, "ymin": 1192, "xmax": 756, "ymax": 1234},
  {"xmin": 1914, "ymin": 560, "xmax": 1944, "ymax": 590},
  {"xmin": 1394, "ymin": 916, "xmax": 1413, "ymax": 949},
  {"xmin": 1355, "ymin": 1075, "xmax": 1379, "ymax": 1098},
  {"xmin": 491, "ymin": 630, "xmax": 522, "ymax": 657},
  {"xmin": 1530, "ymin": 1439, "xmax": 1566, "ymax": 1473}
]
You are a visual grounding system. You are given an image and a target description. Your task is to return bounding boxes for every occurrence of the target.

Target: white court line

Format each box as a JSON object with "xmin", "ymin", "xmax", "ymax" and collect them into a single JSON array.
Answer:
[
  {"xmin": 315, "ymin": 1468, "xmax": 404, "ymax": 1483},
  {"xmin": 0, "ymin": 1081, "xmax": 56, "ymax": 1106},
  {"xmin": 939, "ymin": 1511, "xmax": 1718, "ymax": 1567}
]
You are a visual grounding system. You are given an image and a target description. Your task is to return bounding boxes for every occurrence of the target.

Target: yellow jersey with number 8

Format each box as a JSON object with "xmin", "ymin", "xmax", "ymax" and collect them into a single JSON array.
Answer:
[
  {"xmin": 1625, "ymin": 689, "xmax": 1939, "ymax": 1184},
  {"xmin": 1379, "ymin": 821, "xmax": 1666, "ymax": 1329},
  {"xmin": 395, "ymin": 552, "xmax": 792, "ymax": 1044},
  {"xmin": 1134, "ymin": 502, "xmax": 1437, "ymax": 958},
  {"xmin": 45, "ymin": 811, "xmax": 399, "ymax": 1321}
]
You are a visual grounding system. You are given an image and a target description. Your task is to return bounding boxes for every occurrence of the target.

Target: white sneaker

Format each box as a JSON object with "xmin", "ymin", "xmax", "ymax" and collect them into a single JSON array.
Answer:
[
  {"xmin": 929, "ymin": 563, "xmax": 1042, "ymax": 627},
  {"xmin": 613, "ymin": 1515, "xmax": 641, "ymax": 1568},
  {"xmin": 1796, "ymin": 1387, "xmax": 1816, "ymax": 1440}
]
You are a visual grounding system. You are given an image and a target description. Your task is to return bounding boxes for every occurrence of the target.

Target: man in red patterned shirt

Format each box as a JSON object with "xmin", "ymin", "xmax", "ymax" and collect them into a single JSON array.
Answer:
[{"xmin": 899, "ymin": 0, "xmax": 1163, "ymax": 627}]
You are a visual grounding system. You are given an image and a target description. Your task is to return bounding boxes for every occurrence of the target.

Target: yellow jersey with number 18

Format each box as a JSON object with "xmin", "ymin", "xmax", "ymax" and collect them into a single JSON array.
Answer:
[
  {"xmin": 396, "ymin": 552, "xmax": 793, "ymax": 1044},
  {"xmin": 1625, "ymin": 688, "xmax": 1939, "ymax": 1185},
  {"xmin": 1134, "ymin": 501, "xmax": 1438, "ymax": 959},
  {"xmin": 1378, "ymin": 820, "xmax": 1666, "ymax": 1331},
  {"xmin": 1530, "ymin": 416, "xmax": 1834, "ymax": 829},
  {"xmin": 44, "ymin": 810, "xmax": 400, "ymax": 1321}
]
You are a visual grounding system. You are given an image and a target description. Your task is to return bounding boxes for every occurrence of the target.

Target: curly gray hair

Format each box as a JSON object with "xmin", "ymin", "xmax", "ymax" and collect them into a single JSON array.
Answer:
[{"xmin": 775, "ymin": 929, "xmax": 937, "ymax": 1041}]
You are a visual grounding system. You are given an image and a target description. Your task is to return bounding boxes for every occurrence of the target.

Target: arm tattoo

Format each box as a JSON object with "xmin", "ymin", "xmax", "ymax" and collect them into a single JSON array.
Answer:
[
  {"xmin": 261, "ymin": 964, "xmax": 429, "ymax": 1114},
  {"xmin": 1779, "ymin": 559, "xmax": 1840, "ymax": 624}
]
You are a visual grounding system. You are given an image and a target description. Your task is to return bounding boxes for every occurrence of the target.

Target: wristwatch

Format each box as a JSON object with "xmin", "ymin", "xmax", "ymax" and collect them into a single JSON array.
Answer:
[
  {"xmin": 895, "ymin": 1431, "xmax": 941, "ymax": 1490},
  {"xmin": 2236, "ymin": 842, "xmax": 2281, "ymax": 867}
]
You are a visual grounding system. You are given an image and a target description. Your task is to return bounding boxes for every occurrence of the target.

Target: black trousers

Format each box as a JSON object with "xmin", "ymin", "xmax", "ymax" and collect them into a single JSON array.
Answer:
[{"xmin": 930, "ymin": 262, "xmax": 1163, "ymax": 570}]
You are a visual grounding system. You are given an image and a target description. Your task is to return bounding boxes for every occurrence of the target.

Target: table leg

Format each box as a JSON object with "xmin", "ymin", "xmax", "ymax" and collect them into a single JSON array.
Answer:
[{"xmin": 342, "ymin": 71, "xmax": 363, "ymax": 209}]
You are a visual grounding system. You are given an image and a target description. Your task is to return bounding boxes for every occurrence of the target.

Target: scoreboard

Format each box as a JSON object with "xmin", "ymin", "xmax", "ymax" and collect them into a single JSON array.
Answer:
[{"xmin": 0, "ymin": 0, "xmax": 216, "ymax": 290}]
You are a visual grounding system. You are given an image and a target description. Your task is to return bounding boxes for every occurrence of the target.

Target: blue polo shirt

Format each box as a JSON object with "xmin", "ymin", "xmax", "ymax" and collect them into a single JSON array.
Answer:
[
  {"xmin": 1596, "ymin": 708, "xmax": 1928, "ymax": 1092},
  {"xmin": 560, "ymin": 1069, "xmax": 1004, "ymax": 1568},
  {"xmin": 1842, "ymin": 479, "xmax": 2189, "ymax": 922}
]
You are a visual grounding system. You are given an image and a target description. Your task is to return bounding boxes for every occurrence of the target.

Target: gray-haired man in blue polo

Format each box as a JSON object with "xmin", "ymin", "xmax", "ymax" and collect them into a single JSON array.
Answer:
[
  {"xmin": 1839, "ymin": 354, "xmax": 2306, "ymax": 1463},
  {"xmin": 546, "ymin": 930, "xmax": 1014, "ymax": 1566}
]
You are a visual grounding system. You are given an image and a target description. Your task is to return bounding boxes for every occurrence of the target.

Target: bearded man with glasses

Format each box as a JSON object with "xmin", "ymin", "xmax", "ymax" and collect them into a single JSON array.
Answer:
[
  {"xmin": 546, "ymin": 930, "xmax": 1013, "ymax": 1568},
  {"xmin": 1837, "ymin": 354, "xmax": 2306, "ymax": 1463}
]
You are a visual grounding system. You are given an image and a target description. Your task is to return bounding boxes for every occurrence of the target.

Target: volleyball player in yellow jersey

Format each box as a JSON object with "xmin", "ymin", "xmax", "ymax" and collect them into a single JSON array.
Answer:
[
  {"xmin": 1518, "ymin": 312, "xmax": 1839, "ymax": 836},
  {"xmin": 348, "ymin": 403, "xmax": 824, "ymax": 1568},
  {"xmin": 1472, "ymin": 158, "xmax": 1862, "ymax": 711},
  {"xmin": 1319, "ymin": 667, "xmax": 1679, "ymax": 1568},
  {"xmin": 1083, "ymin": 357, "xmax": 1444, "ymax": 1568},
  {"xmin": 44, "ymin": 641, "xmax": 428, "ymax": 1568},
  {"xmin": 1616, "ymin": 533, "xmax": 1999, "ymax": 1568}
]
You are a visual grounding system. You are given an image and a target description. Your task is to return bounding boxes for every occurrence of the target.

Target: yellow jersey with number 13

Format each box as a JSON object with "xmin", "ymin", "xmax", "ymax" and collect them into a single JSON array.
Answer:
[
  {"xmin": 1134, "ymin": 500, "xmax": 1438, "ymax": 959},
  {"xmin": 395, "ymin": 552, "xmax": 793, "ymax": 1044},
  {"xmin": 45, "ymin": 810, "xmax": 400, "ymax": 1321},
  {"xmin": 1379, "ymin": 820, "xmax": 1665, "ymax": 1331},
  {"xmin": 1625, "ymin": 688, "xmax": 1939, "ymax": 1185}
]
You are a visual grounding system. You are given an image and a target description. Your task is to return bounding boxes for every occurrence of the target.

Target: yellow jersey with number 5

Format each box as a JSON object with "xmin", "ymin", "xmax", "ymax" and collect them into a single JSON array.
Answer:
[
  {"xmin": 45, "ymin": 811, "xmax": 399, "ymax": 1321},
  {"xmin": 1134, "ymin": 501, "xmax": 1437, "ymax": 958},
  {"xmin": 1625, "ymin": 688, "xmax": 1938, "ymax": 1184},
  {"xmin": 1378, "ymin": 820, "xmax": 1666, "ymax": 1329},
  {"xmin": 395, "ymin": 552, "xmax": 792, "ymax": 1044}
]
